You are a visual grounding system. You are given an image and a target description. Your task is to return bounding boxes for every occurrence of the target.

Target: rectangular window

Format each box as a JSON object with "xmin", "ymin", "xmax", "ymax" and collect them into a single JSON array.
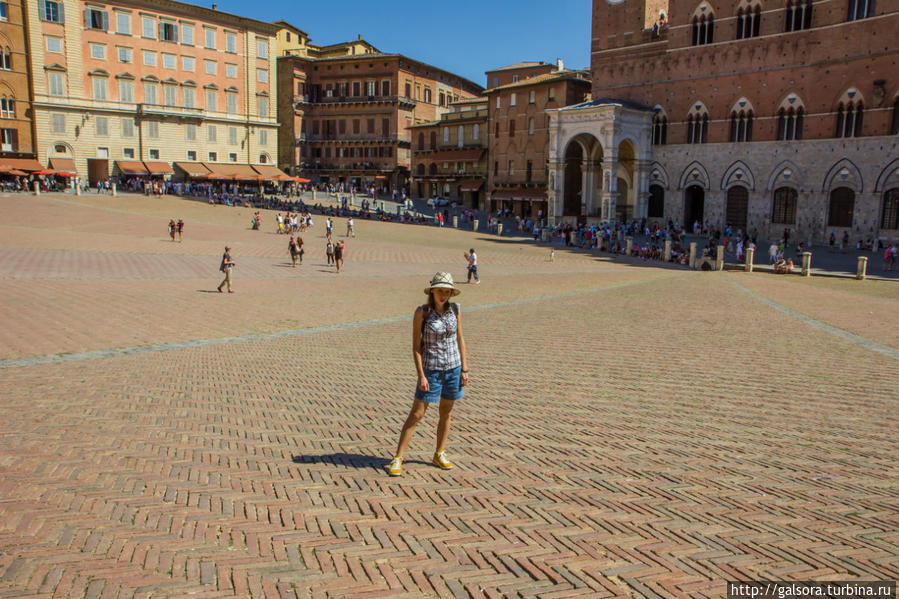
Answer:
[
  {"xmin": 258, "ymin": 96, "xmax": 267, "ymax": 116},
  {"xmin": 226, "ymin": 64, "xmax": 237, "ymax": 78},
  {"xmin": 163, "ymin": 85, "xmax": 176, "ymax": 106},
  {"xmin": 142, "ymin": 16, "xmax": 155, "ymax": 39},
  {"xmin": 208, "ymin": 151, "xmax": 216, "ymax": 161},
  {"xmin": 383, "ymin": 118, "xmax": 390, "ymax": 136},
  {"xmin": 90, "ymin": 44, "xmax": 106, "ymax": 59},
  {"xmin": 182, "ymin": 56, "xmax": 194, "ymax": 71},
  {"xmin": 0, "ymin": 98, "xmax": 14, "ymax": 118},
  {"xmin": 118, "ymin": 47, "xmax": 132, "ymax": 63},
  {"xmin": 510, "ymin": 93, "xmax": 516, "ymax": 106},
  {"xmin": 226, "ymin": 32, "xmax": 236, "ymax": 53},
  {"xmin": 123, "ymin": 147, "xmax": 134, "ymax": 158},
  {"xmin": 95, "ymin": 116, "xmax": 108, "ymax": 136},
  {"xmin": 352, "ymin": 119, "xmax": 359, "ymax": 134},
  {"xmin": 181, "ymin": 23, "xmax": 193, "ymax": 46},
  {"xmin": 207, "ymin": 125, "xmax": 216, "ymax": 142},
  {"xmin": 228, "ymin": 127, "xmax": 237, "ymax": 144},
  {"xmin": 0, "ymin": 128, "xmax": 14, "ymax": 152},
  {"xmin": 226, "ymin": 92, "xmax": 237, "ymax": 114},
  {"xmin": 495, "ymin": 96, "xmax": 501, "ymax": 109},
  {"xmin": 382, "ymin": 80, "xmax": 390, "ymax": 96},
  {"xmin": 51, "ymin": 113, "xmax": 65, "ymax": 133},
  {"xmin": 509, "ymin": 119, "xmax": 515, "ymax": 137},
  {"xmin": 186, "ymin": 124, "xmax": 196, "ymax": 140},
  {"xmin": 548, "ymin": 87, "xmax": 555, "ymax": 101},
  {"xmin": 149, "ymin": 148, "xmax": 159, "ymax": 159},
  {"xmin": 473, "ymin": 124, "xmax": 480, "ymax": 140},
  {"xmin": 367, "ymin": 118, "xmax": 375, "ymax": 134},
  {"xmin": 187, "ymin": 150, "xmax": 196, "ymax": 161},
  {"xmin": 259, "ymin": 129, "xmax": 267, "ymax": 145},
  {"xmin": 48, "ymin": 72, "xmax": 64, "ymax": 96},
  {"xmin": 205, "ymin": 28, "xmax": 215, "ymax": 49},
  {"xmin": 257, "ymin": 38, "xmax": 267, "ymax": 58},
  {"xmin": 529, "ymin": 90, "xmax": 535, "ymax": 104},
  {"xmin": 205, "ymin": 89, "xmax": 216, "ymax": 111},
  {"xmin": 92, "ymin": 77, "xmax": 107, "ymax": 100},
  {"xmin": 0, "ymin": 2, "xmax": 7, "ymax": 21},
  {"xmin": 443, "ymin": 127, "xmax": 449, "ymax": 143},
  {"xmin": 144, "ymin": 82, "xmax": 157, "ymax": 104},
  {"xmin": 116, "ymin": 12, "xmax": 130, "ymax": 34},
  {"xmin": 121, "ymin": 118, "xmax": 134, "ymax": 137},
  {"xmin": 160, "ymin": 21, "xmax": 177, "ymax": 42},
  {"xmin": 142, "ymin": 50, "xmax": 156, "ymax": 66},
  {"xmin": 353, "ymin": 81, "xmax": 361, "ymax": 96},
  {"xmin": 42, "ymin": 0, "xmax": 62, "ymax": 23},
  {"xmin": 147, "ymin": 121, "xmax": 158, "ymax": 138},
  {"xmin": 162, "ymin": 53, "xmax": 176, "ymax": 69},
  {"xmin": 183, "ymin": 87, "xmax": 195, "ymax": 108},
  {"xmin": 224, "ymin": 152, "xmax": 234, "ymax": 162},
  {"xmin": 46, "ymin": 36, "xmax": 63, "ymax": 53},
  {"xmin": 205, "ymin": 60, "xmax": 216, "ymax": 75},
  {"xmin": 257, "ymin": 69, "xmax": 268, "ymax": 83},
  {"xmin": 118, "ymin": 79, "xmax": 133, "ymax": 103},
  {"xmin": 86, "ymin": 7, "xmax": 108, "ymax": 30},
  {"xmin": 366, "ymin": 81, "xmax": 376, "ymax": 97}
]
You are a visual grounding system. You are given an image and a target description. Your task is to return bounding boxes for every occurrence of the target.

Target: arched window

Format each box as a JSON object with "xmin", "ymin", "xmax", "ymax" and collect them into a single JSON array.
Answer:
[
  {"xmin": 429, "ymin": 131, "xmax": 436, "ymax": 150},
  {"xmin": 428, "ymin": 163, "xmax": 437, "ymax": 176},
  {"xmin": 847, "ymin": 0, "xmax": 874, "ymax": 20},
  {"xmin": 777, "ymin": 106, "xmax": 804, "ymax": 140},
  {"xmin": 687, "ymin": 104, "xmax": 709, "ymax": 143},
  {"xmin": 417, "ymin": 133, "xmax": 424, "ymax": 150},
  {"xmin": 882, "ymin": 188, "xmax": 899, "ymax": 229},
  {"xmin": 785, "ymin": 0, "xmax": 813, "ymax": 31},
  {"xmin": 1, "ymin": 47, "xmax": 11, "ymax": 70},
  {"xmin": 648, "ymin": 184, "xmax": 665, "ymax": 217},
  {"xmin": 772, "ymin": 187, "xmax": 798, "ymax": 224},
  {"xmin": 692, "ymin": 14, "xmax": 714, "ymax": 45},
  {"xmin": 736, "ymin": 4, "xmax": 761, "ymax": 39},
  {"xmin": 835, "ymin": 95, "xmax": 864, "ymax": 138},
  {"xmin": 729, "ymin": 109, "xmax": 753, "ymax": 142},
  {"xmin": 828, "ymin": 187, "xmax": 855, "ymax": 227},
  {"xmin": 652, "ymin": 112, "xmax": 668, "ymax": 145},
  {"xmin": 416, "ymin": 163, "xmax": 425, "ymax": 176}
]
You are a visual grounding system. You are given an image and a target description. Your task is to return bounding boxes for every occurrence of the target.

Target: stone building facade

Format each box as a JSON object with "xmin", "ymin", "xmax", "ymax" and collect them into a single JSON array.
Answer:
[
  {"xmin": 409, "ymin": 97, "xmax": 488, "ymax": 209},
  {"xmin": 26, "ymin": 0, "xmax": 280, "ymax": 183},
  {"xmin": 487, "ymin": 69, "xmax": 591, "ymax": 218},
  {"xmin": 277, "ymin": 45, "xmax": 482, "ymax": 193},
  {"xmin": 0, "ymin": 0, "xmax": 37, "ymax": 163},
  {"xmin": 547, "ymin": 0, "xmax": 899, "ymax": 243}
]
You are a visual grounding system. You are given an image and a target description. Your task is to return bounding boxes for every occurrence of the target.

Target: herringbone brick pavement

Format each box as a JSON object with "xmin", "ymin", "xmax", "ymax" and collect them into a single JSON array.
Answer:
[{"xmin": 0, "ymin": 193, "xmax": 896, "ymax": 598}]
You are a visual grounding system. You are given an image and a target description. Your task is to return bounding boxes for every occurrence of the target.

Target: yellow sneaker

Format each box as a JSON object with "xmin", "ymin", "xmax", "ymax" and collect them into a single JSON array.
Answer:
[
  {"xmin": 432, "ymin": 451, "xmax": 454, "ymax": 470},
  {"xmin": 387, "ymin": 456, "xmax": 403, "ymax": 477}
]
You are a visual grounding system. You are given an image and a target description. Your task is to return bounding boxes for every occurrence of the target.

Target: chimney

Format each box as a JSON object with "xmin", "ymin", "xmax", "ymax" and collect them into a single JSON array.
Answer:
[
  {"xmin": 211, "ymin": 3, "xmax": 217, "ymax": 8},
  {"xmin": 556, "ymin": 58, "xmax": 564, "ymax": 72},
  {"xmin": 358, "ymin": 34, "xmax": 363, "ymax": 41}
]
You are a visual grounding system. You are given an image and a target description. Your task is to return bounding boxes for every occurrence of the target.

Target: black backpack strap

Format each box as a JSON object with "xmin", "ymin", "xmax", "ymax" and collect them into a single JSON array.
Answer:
[{"xmin": 450, "ymin": 302, "xmax": 459, "ymax": 316}]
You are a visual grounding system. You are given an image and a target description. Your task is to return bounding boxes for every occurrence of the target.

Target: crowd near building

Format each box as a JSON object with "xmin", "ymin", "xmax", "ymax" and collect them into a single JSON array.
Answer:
[{"xmin": 1, "ymin": 0, "xmax": 896, "ymax": 243}]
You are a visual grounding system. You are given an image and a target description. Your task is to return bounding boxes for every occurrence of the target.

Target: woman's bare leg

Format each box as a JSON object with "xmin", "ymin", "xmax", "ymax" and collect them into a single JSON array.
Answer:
[
  {"xmin": 435, "ymin": 399, "xmax": 455, "ymax": 453},
  {"xmin": 395, "ymin": 400, "xmax": 428, "ymax": 457}
]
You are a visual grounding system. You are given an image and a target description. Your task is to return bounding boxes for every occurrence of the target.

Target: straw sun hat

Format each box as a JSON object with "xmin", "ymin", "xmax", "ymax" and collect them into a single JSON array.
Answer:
[{"xmin": 423, "ymin": 271, "xmax": 461, "ymax": 296}]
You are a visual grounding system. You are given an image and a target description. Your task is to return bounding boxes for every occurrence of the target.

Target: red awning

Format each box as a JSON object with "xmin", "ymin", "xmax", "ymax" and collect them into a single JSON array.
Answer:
[
  {"xmin": 49, "ymin": 158, "xmax": 77, "ymax": 172},
  {"xmin": 459, "ymin": 179, "xmax": 484, "ymax": 192},
  {"xmin": 174, "ymin": 162, "xmax": 212, "ymax": 178},
  {"xmin": 0, "ymin": 157, "xmax": 44, "ymax": 172},
  {"xmin": 432, "ymin": 149, "xmax": 484, "ymax": 162},
  {"xmin": 115, "ymin": 161, "xmax": 150, "ymax": 175},
  {"xmin": 251, "ymin": 164, "xmax": 291, "ymax": 181},
  {"xmin": 143, "ymin": 161, "xmax": 174, "ymax": 175}
]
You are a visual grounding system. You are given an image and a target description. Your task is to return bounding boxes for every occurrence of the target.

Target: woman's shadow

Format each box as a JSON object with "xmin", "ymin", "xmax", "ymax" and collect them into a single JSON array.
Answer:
[{"xmin": 292, "ymin": 453, "xmax": 427, "ymax": 471}]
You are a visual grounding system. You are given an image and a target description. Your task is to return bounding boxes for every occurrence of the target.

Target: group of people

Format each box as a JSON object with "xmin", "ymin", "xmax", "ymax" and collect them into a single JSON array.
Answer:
[{"xmin": 167, "ymin": 219, "xmax": 184, "ymax": 242}]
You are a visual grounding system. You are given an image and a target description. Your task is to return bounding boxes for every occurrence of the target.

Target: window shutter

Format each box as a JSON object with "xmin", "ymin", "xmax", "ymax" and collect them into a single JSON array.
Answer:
[
  {"xmin": 38, "ymin": 0, "xmax": 46, "ymax": 20},
  {"xmin": 10, "ymin": 128, "xmax": 18, "ymax": 151},
  {"xmin": 173, "ymin": 24, "xmax": 178, "ymax": 42},
  {"xmin": 159, "ymin": 22, "xmax": 163, "ymax": 39},
  {"xmin": 83, "ymin": 8, "xmax": 88, "ymax": 27},
  {"xmin": 59, "ymin": 2, "xmax": 64, "ymax": 23},
  {"xmin": 102, "ymin": 11, "xmax": 109, "ymax": 31}
]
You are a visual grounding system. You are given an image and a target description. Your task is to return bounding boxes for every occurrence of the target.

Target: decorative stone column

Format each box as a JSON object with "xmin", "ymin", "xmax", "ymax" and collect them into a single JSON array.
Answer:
[
  {"xmin": 601, "ymin": 154, "xmax": 619, "ymax": 222},
  {"xmin": 856, "ymin": 256, "xmax": 868, "ymax": 280},
  {"xmin": 497, "ymin": 222, "xmax": 503, "ymax": 236},
  {"xmin": 472, "ymin": 219, "xmax": 479, "ymax": 232},
  {"xmin": 625, "ymin": 236, "xmax": 633, "ymax": 255},
  {"xmin": 745, "ymin": 247, "xmax": 755, "ymax": 272},
  {"xmin": 112, "ymin": 183, "xmax": 117, "ymax": 196},
  {"xmin": 581, "ymin": 160, "xmax": 601, "ymax": 220},
  {"xmin": 801, "ymin": 252, "xmax": 812, "ymax": 276},
  {"xmin": 453, "ymin": 215, "xmax": 458, "ymax": 228},
  {"xmin": 33, "ymin": 181, "xmax": 40, "ymax": 195},
  {"xmin": 689, "ymin": 242, "xmax": 697, "ymax": 269},
  {"xmin": 664, "ymin": 239, "xmax": 672, "ymax": 262},
  {"xmin": 633, "ymin": 159, "xmax": 652, "ymax": 219},
  {"xmin": 716, "ymin": 245, "xmax": 725, "ymax": 270},
  {"xmin": 547, "ymin": 160, "xmax": 564, "ymax": 226}
]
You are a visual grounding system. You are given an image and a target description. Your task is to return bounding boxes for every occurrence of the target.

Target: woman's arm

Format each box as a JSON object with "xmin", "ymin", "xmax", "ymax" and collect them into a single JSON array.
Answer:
[
  {"xmin": 412, "ymin": 308, "xmax": 428, "ymax": 391},
  {"xmin": 456, "ymin": 310, "xmax": 469, "ymax": 387}
]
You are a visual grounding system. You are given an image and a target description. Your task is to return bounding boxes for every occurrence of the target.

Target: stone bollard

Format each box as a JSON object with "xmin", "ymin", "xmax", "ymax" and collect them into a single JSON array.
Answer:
[
  {"xmin": 664, "ymin": 239, "xmax": 672, "ymax": 262},
  {"xmin": 716, "ymin": 245, "xmax": 725, "ymax": 271},
  {"xmin": 311, "ymin": 189, "xmax": 316, "ymax": 202},
  {"xmin": 352, "ymin": 192, "xmax": 357, "ymax": 206},
  {"xmin": 453, "ymin": 215, "xmax": 458, "ymax": 228},
  {"xmin": 76, "ymin": 183, "xmax": 82, "ymax": 196},
  {"xmin": 856, "ymin": 255, "xmax": 868, "ymax": 280},
  {"xmin": 497, "ymin": 222, "xmax": 503, "ymax": 236},
  {"xmin": 112, "ymin": 183, "xmax": 117, "ymax": 196},
  {"xmin": 541, "ymin": 229, "xmax": 548, "ymax": 242},
  {"xmin": 745, "ymin": 247, "xmax": 755, "ymax": 272},
  {"xmin": 472, "ymin": 219, "xmax": 479, "ymax": 232},
  {"xmin": 625, "ymin": 236, "xmax": 633, "ymax": 256},
  {"xmin": 33, "ymin": 181, "xmax": 40, "ymax": 196},
  {"xmin": 689, "ymin": 242, "xmax": 697, "ymax": 268},
  {"xmin": 801, "ymin": 252, "xmax": 811, "ymax": 276}
]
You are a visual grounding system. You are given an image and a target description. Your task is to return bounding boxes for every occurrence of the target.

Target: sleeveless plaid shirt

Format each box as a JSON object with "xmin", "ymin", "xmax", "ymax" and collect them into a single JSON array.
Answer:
[{"xmin": 420, "ymin": 305, "xmax": 461, "ymax": 371}]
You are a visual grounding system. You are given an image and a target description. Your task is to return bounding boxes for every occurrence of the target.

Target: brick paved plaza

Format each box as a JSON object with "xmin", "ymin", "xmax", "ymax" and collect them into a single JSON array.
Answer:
[{"xmin": 0, "ymin": 193, "xmax": 896, "ymax": 598}]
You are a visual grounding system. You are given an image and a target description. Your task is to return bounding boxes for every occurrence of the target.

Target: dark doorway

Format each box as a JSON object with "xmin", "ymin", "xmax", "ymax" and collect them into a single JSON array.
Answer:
[
  {"xmin": 726, "ymin": 185, "xmax": 749, "ymax": 232},
  {"xmin": 87, "ymin": 159, "xmax": 109, "ymax": 187},
  {"xmin": 563, "ymin": 142, "xmax": 582, "ymax": 217},
  {"xmin": 684, "ymin": 185, "xmax": 705, "ymax": 228},
  {"xmin": 648, "ymin": 184, "xmax": 665, "ymax": 218}
]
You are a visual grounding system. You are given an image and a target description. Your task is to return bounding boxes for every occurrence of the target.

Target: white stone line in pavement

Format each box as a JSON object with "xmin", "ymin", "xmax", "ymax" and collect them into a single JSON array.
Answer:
[
  {"xmin": 725, "ymin": 276, "xmax": 899, "ymax": 362},
  {"xmin": 0, "ymin": 274, "xmax": 680, "ymax": 369}
]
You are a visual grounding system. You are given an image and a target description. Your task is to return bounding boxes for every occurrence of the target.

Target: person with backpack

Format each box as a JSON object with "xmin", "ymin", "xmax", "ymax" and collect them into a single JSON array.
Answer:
[
  {"xmin": 325, "ymin": 240, "xmax": 334, "ymax": 265},
  {"xmin": 388, "ymin": 272, "xmax": 469, "ymax": 477}
]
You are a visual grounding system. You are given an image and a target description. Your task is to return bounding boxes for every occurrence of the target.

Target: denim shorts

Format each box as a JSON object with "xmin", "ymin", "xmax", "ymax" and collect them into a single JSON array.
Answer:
[{"xmin": 414, "ymin": 366, "xmax": 464, "ymax": 404}]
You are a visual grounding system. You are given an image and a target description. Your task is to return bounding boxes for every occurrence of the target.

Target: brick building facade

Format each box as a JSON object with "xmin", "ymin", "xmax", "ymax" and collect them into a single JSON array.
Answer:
[
  {"xmin": 277, "ymin": 45, "xmax": 482, "ymax": 194},
  {"xmin": 547, "ymin": 0, "xmax": 899, "ymax": 244},
  {"xmin": 25, "ymin": 0, "xmax": 279, "ymax": 184},
  {"xmin": 409, "ymin": 97, "xmax": 488, "ymax": 208},
  {"xmin": 0, "ymin": 0, "xmax": 38, "ymax": 166}
]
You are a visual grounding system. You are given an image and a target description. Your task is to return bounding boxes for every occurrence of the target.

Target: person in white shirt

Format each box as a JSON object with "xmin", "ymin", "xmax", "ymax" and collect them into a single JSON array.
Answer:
[
  {"xmin": 346, "ymin": 217, "xmax": 355, "ymax": 238},
  {"xmin": 466, "ymin": 249, "xmax": 479, "ymax": 284}
]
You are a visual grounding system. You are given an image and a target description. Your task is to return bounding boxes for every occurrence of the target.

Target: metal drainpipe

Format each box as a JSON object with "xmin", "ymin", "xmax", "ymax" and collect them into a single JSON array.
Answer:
[{"xmin": 21, "ymin": 0, "xmax": 39, "ymax": 163}]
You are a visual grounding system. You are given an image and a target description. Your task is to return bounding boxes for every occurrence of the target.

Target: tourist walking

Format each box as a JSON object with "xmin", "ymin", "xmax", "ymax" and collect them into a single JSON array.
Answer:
[
  {"xmin": 466, "ymin": 248, "xmax": 479, "ymax": 284},
  {"xmin": 217, "ymin": 246, "xmax": 235, "ymax": 293},
  {"xmin": 346, "ymin": 216, "xmax": 355, "ymax": 238},
  {"xmin": 177, "ymin": 219, "xmax": 184, "ymax": 242},
  {"xmin": 326, "ymin": 240, "xmax": 334, "ymax": 265},
  {"xmin": 388, "ymin": 272, "xmax": 469, "ymax": 476},
  {"xmin": 334, "ymin": 239, "xmax": 344, "ymax": 273},
  {"xmin": 288, "ymin": 236, "xmax": 300, "ymax": 267},
  {"xmin": 168, "ymin": 219, "xmax": 176, "ymax": 241}
]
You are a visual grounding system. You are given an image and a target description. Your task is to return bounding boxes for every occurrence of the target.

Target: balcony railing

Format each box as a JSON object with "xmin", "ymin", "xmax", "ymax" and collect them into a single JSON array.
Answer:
[
  {"xmin": 301, "ymin": 134, "xmax": 411, "ymax": 144},
  {"xmin": 297, "ymin": 162, "xmax": 396, "ymax": 172},
  {"xmin": 294, "ymin": 94, "xmax": 416, "ymax": 108}
]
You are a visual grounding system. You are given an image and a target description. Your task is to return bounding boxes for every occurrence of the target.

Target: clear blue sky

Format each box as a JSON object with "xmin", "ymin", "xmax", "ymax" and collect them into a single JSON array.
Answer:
[{"xmin": 209, "ymin": 0, "xmax": 592, "ymax": 88}]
